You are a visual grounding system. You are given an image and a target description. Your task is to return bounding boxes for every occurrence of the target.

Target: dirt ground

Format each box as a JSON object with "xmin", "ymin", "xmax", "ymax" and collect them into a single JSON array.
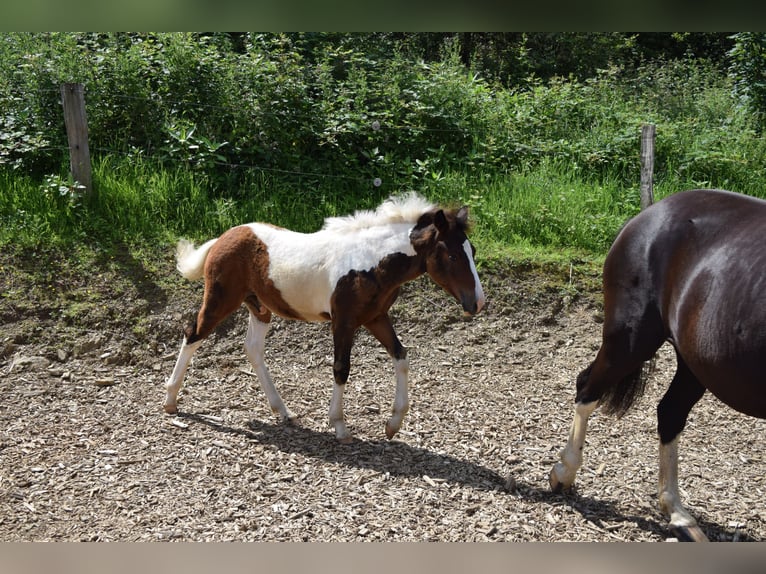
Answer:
[{"xmin": 1, "ymin": 247, "xmax": 764, "ymax": 542}]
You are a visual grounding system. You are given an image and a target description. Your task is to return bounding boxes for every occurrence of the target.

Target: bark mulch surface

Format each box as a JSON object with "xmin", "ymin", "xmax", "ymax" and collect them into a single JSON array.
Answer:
[{"xmin": 1, "ymin": 248, "xmax": 764, "ymax": 542}]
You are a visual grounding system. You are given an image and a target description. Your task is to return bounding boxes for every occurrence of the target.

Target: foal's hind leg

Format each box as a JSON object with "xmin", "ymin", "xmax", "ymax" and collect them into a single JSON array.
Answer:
[
  {"xmin": 657, "ymin": 354, "xmax": 707, "ymax": 541},
  {"xmin": 164, "ymin": 279, "xmax": 247, "ymax": 414},
  {"xmin": 243, "ymin": 304, "xmax": 296, "ymax": 423},
  {"xmin": 164, "ymin": 338, "xmax": 203, "ymax": 414}
]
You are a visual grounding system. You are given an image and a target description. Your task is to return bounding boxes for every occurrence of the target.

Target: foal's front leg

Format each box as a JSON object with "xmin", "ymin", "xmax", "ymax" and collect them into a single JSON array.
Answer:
[
  {"xmin": 329, "ymin": 321, "xmax": 355, "ymax": 443},
  {"xmin": 364, "ymin": 313, "xmax": 409, "ymax": 440}
]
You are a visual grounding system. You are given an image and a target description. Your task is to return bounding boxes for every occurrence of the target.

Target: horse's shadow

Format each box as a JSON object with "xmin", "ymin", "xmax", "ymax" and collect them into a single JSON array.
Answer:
[{"xmin": 176, "ymin": 412, "xmax": 741, "ymax": 540}]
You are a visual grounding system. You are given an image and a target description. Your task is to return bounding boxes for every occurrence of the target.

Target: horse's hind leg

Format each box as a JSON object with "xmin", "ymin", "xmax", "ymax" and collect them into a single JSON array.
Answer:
[
  {"xmin": 549, "ymin": 395, "xmax": 598, "ymax": 491},
  {"xmin": 243, "ymin": 304, "xmax": 296, "ymax": 423},
  {"xmin": 657, "ymin": 354, "xmax": 707, "ymax": 541},
  {"xmin": 550, "ymin": 301, "xmax": 665, "ymax": 492},
  {"xmin": 550, "ymin": 347, "xmax": 659, "ymax": 491}
]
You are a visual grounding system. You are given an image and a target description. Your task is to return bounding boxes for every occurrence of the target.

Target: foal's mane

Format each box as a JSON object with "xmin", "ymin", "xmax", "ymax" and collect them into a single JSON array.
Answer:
[{"xmin": 321, "ymin": 192, "xmax": 436, "ymax": 233}]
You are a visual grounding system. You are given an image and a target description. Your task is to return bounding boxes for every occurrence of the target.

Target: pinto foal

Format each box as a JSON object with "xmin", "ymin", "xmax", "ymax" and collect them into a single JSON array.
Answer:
[{"xmin": 163, "ymin": 193, "xmax": 485, "ymax": 442}]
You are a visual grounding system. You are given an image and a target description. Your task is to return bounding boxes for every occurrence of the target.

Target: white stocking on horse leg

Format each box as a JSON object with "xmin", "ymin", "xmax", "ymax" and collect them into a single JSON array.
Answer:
[
  {"xmin": 550, "ymin": 401, "xmax": 598, "ymax": 491},
  {"xmin": 329, "ymin": 382, "xmax": 351, "ymax": 443},
  {"xmin": 659, "ymin": 436, "xmax": 708, "ymax": 541},
  {"xmin": 164, "ymin": 338, "xmax": 203, "ymax": 413},
  {"xmin": 244, "ymin": 314, "xmax": 296, "ymax": 422},
  {"xmin": 385, "ymin": 357, "xmax": 409, "ymax": 440}
]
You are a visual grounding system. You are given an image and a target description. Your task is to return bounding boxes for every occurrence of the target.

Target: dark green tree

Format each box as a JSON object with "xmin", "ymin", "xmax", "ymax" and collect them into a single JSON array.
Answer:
[{"xmin": 729, "ymin": 32, "xmax": 766, "ymax": 130}]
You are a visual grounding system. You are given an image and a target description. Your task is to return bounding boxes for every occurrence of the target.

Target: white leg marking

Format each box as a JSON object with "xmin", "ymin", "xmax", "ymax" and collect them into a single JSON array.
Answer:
[
  {"xmin": 385, "ymin": 357, "xmax": 410, "ymax": 439},
  {"xmin": 164, "ymin": 338, "xmax": 203, "ymax": 413},
  {"xmin": 659, "ymin": 436, "xmax": 700, "ymax": 530},
  {"xmin": 244, "ymin": 314, "xmax": 295, "ymax": 422},
  {"xmin": 550, "ymin": 400, "xmax": 598, "ymax": 489},
  {"xmin": 463, "ymin": 240, "xmax": 485, "ymax": 313},
  {"xmin": 329, "ymin": 382, "xmax": 351, "ymax": 442}
]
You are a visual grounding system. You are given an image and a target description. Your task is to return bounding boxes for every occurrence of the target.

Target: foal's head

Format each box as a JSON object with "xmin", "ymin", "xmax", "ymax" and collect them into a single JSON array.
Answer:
[{"xmin": 410, "ymin": 206, "xmax": 485, "ymax": 315}]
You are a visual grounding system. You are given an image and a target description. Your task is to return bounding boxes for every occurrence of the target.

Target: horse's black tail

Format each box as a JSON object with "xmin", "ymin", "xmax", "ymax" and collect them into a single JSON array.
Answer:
[{"xmin": 598, "ymin": 359, "xmax": 655, "ymax": 418}]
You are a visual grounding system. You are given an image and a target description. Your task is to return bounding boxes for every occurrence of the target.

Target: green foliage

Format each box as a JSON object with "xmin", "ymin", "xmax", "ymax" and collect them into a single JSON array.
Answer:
[
  {"xmin": 728, "ymin": 32, "xmax": 766, "ymax": 130},
  {"xmin": 1, "ymin": 32, "xmax": 766, "ymax": 260}
]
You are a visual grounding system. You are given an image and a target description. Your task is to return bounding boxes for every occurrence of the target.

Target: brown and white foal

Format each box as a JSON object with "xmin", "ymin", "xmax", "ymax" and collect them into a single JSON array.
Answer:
[{"xmin": 163, "ymin": 193, "xmax": 485, "ymax": 442}]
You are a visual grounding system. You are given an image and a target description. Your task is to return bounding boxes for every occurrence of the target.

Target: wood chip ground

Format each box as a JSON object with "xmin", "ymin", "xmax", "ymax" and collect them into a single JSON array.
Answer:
[{"xmin": 1, "ymin": 255, "xmax": 764, "ymax": 542}]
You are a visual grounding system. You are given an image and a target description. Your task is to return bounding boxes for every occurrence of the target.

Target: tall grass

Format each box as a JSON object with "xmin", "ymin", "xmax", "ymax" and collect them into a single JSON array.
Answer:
[
  {"xmin": 3, "ymin": 35, "xmax": 766, "ymax": 262},
  {"xmin": 0, "ymin": 156, "xmax": 391, "ymax": 248},
  {"xmin": 0, "ymin": 154, "xmax": 631, "ymax": 258}
]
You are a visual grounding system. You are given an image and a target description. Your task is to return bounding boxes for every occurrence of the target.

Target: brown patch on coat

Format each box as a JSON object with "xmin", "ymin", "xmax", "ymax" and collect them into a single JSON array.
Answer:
[{"xmin": 186, "ymin": 226, "xmax": 306, "ymax": 343}]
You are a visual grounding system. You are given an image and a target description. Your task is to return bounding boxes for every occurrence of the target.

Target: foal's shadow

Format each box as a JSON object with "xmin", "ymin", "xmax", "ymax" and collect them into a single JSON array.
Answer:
[
  {"xmin": 176, "ymin": 412, "xmax": 708, "ymax": 540},
  {"xmin": 181, "ymin": 412, "xmax": 506, "ymax": 492}
]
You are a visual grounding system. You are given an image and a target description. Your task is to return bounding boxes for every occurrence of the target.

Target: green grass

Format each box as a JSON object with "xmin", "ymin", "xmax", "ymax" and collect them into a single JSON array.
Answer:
[
  {"xmin": 1, "ymin": 154, "xmax": 714, "ymax": 312},
  {"xmin": 0, "ymin": 153, "xmax": 723, "ymax": 267},
  {"xmin": 419, "ymin": 160, "xmax": 642, "ymax": 257}
]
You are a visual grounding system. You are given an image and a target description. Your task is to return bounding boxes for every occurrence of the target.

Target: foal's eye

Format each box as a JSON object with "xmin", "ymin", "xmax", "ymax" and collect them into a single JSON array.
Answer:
[{"xmin": 448, "ymin": 254, "xmax": 457, "ymax": 262}]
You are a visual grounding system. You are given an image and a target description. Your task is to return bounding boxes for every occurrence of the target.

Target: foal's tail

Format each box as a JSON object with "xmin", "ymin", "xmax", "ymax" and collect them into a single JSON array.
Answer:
[{"xmin": 176, "ymin": 237, "xmax": 218, "ymax": 281}]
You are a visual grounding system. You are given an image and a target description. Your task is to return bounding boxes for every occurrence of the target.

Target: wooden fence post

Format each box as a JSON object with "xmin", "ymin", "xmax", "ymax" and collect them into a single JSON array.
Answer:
[
  {"xmin": 60, "ymin": 82, "xmax": 93, "ymax": 195},
  {"xmin": 640, "ymin": 123, "xmax": 655, "ymax": 210}
]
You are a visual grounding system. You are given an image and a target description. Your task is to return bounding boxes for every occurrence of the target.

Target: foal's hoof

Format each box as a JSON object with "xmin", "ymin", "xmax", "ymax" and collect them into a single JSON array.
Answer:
[
  {"xmin": 669, "ymin": 524, "xmax": 709, "ymax": 542},
  {"xmin": 163, "ymin": 403, "xmax": 178, "ymax": 415},
  {"xmin": 271, "ymin": 408, "xmax": 298, "ymax": 424},
  {"xmin": 384, "ymin": 422, "xmax": 399, "ymax": 440},
  {"xmin": 337, "ymin": 435, "xmax": 354, "ymax": 445}
]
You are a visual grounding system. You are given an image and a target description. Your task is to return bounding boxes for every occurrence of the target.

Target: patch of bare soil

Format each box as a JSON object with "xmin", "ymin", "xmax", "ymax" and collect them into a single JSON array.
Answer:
[{"xmin": 1, "ymin": 248, "xmax": 764, "ymax": 542}]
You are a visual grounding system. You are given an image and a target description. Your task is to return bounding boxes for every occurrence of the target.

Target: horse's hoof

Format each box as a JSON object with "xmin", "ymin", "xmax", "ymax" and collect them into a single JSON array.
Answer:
[
  {"xmin": 669, "ymin": 524, "xmax": 709, "ymax": 542},
  {"xmin": 385, "ymin": 422, "xmax": 398, "ymax": 440},
  {"xmin": 274, "ymin": 406, "xmax": 298, "ymax": 423},
  {"xmin": 281, "ymin": 412, "xmax": 299, "ymax": 424},
  {"xmin": 549, "ymin": 466, "xmax": 571, "ymax": 493},
  {"xmin": 163, "ymin": 403, "xmax": 177, "ymax": 415},
  {"xmin": 337, "ymin": 435, "xmax": 354, "ymax": 445}
]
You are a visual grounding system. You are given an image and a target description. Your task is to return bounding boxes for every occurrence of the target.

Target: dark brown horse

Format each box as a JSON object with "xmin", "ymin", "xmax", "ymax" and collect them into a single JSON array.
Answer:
[
  {"xmin": 164, "ymin": 192, "xmax": 485, "ymax": 442},
  {"xmin": 550, "ymin": 188, "xmax": 766, "ymax": 541}
]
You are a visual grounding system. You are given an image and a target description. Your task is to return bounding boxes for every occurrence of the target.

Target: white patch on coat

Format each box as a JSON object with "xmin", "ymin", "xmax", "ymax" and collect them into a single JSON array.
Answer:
[
  {"xmin": 463, "ymin": 239, "xmax": 486, "ymax": 312},
  {"xmin": 246, "ymin": 195, "xmax": 431, "ymax": 322},
  {"xmin": 322, "ymin": 192, "xmax": 435, "ymax": 233}
]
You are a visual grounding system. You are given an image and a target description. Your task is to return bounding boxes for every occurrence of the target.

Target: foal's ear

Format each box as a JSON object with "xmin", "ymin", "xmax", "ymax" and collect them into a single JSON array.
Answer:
[
  {"xmin": 433, "ymin": 209, "xmax": 449, "ymax": 235},
  {"xmin": 457, "ymin": 206, "xmax": 469, "ymax": 226},
  {"xmin": 410, "ymin": 212, "xmax": 439, "ymax": 252}
]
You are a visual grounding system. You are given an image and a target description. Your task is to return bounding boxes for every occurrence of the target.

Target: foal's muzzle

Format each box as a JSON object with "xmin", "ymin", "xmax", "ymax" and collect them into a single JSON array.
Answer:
[{"xmin": 460, "ymin": 292, "xmax": 485, "ymax": 316}]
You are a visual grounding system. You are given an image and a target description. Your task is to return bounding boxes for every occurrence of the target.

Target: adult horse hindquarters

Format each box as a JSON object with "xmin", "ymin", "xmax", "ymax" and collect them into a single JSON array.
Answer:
[
  {"xmin": 164, "ymin": 192, "xmax": 485, "ymax": 443},
  {"xmin": 550, "ymin": 188, "xmax": 766, "ymax": 541}
]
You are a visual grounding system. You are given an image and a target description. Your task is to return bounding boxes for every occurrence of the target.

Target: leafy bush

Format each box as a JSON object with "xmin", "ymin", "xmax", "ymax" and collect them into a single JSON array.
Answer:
[
  {"xmin": 2, "ymin": 32, "xmax": 766, "ymax": 254},
  {"xmin": 729, "ymin": 32, "xmax": 766, "ymax": 130}
]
